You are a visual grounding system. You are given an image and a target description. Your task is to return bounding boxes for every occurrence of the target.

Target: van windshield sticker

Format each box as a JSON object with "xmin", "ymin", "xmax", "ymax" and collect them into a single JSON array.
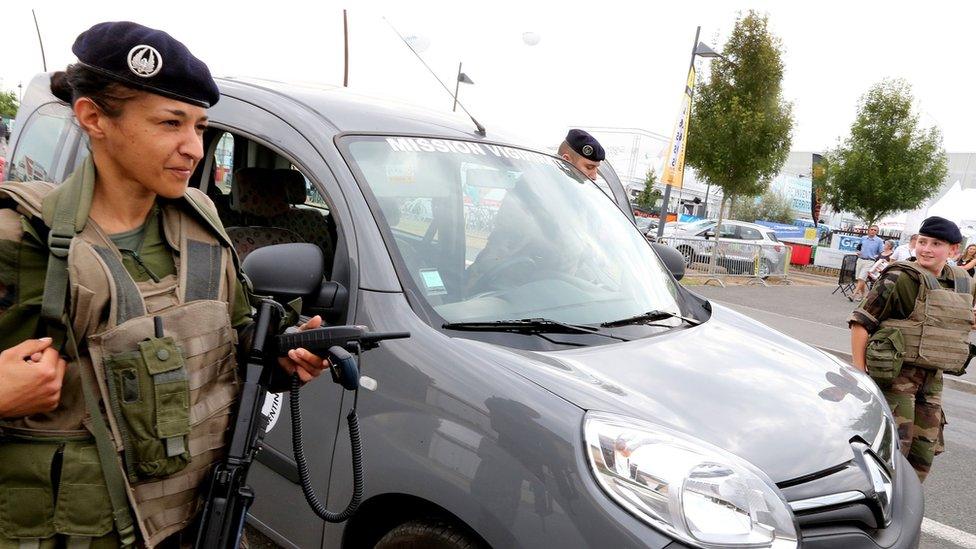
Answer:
[
  {"xmin": 419, "ymin": 268, "xmax": 447, "ymax": 295},
  {"xmin": 385, "ymin": 137, "xmax": 560, "ymax": 168}
]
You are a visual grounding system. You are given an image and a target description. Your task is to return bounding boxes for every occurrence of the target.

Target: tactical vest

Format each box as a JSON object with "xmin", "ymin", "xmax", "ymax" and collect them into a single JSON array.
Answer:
[
  {"xmin": 879, "ymin": 260, "xmax": 973, "ymax": 373},
  {"xmin": 0, "ymin": 159, "xmax": 242, "ymax": 548}
]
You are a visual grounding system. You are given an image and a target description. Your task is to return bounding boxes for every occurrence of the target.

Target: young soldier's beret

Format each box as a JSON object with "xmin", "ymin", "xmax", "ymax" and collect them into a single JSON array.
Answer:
[
  {"xmin": 565, "ymin": 129, "xmax": 606, "ymax": 161},
  {"xmin": 919, "ymin": 216, "xmax": 963, "ymax": 244},
  {"xmin": 72, "ymin": 21, "xmax": 220, "ymax": 108}
]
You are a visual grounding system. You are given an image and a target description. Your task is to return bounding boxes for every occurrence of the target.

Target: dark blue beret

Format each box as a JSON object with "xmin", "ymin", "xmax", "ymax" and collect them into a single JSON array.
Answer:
[
  {"xmin": 565, "ymin": 129, "xmax": 605, "ymax": 161},
  {"xmin": 72, "ymin": 21, "xmax": 219, "ymax": 108},
  {"xmin": 919, "ymin": 216, "xmax": 962, "ymax": 244}
]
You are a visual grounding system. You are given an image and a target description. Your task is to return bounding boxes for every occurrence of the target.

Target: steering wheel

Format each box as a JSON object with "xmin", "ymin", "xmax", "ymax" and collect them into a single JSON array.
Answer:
[{"xmin": 468, "ymin": 256, "xmax": 537, "ymax": 294}]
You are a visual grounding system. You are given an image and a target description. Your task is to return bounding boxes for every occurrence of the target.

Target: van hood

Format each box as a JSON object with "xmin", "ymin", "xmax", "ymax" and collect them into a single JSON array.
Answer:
[{"xmin": 459, "ymin": 304, "xmax": 890, "ymax": 483}]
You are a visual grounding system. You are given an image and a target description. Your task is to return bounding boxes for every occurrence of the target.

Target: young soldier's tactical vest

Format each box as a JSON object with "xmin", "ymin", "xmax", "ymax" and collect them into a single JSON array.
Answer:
[
  {"xmin": 879, "ymin": 260, "xmax": 973, "ymax": 373},
  {"xmin": 0, "ymin": 159, "xmax": 242, "ymax": 548}
]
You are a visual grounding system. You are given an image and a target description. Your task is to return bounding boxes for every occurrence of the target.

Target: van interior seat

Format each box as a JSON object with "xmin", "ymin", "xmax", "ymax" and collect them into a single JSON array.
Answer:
[{"xmin": 225, "ymin": 168, "xmax": 335, "ymax": 273}]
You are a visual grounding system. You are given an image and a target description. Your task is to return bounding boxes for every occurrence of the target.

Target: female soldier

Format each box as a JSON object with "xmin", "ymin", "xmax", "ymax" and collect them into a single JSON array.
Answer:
[{"xmin": 0, "ymin": 21, "xmax": 327, "ymax": 548}]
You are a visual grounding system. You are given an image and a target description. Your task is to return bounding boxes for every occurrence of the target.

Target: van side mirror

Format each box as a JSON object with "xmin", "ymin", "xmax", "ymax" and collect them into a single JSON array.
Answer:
[
  {"xmin": 651, "ymin": 243, "xmax": 685, "ymax": 281},
  {"xmin": 704, "ymin": 230, "xmax": 715, "ymax": 239},
  {"xmin": 241, "ymin": 243, "xmax": 348, "ymax": 318}
]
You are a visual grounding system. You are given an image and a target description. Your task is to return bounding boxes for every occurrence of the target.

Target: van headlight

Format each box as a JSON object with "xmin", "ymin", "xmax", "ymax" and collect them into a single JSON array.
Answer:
[{"xmin": 584, "ymin": 412, "xmax": 798, "ymax": 548}]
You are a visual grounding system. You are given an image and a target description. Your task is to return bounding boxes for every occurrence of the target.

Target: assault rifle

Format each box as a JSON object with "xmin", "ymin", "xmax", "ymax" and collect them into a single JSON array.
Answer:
[{"xmin": 194, "ymin": 244, "xmax": 408, "ymax": 549}]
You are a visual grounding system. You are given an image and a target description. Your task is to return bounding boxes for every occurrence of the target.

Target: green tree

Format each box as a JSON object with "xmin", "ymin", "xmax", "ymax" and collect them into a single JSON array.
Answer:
[
  {"xmin": 823, "ymin": 79, "xmax": 946, "ymax": 226},
  {"xmin": 635, "ymin": 168, "xmax": 662, "ymax": 210},
  {"xmin": 730, "ymin": 189, "xmax": 795, "ymax": 224},
  {"xmin": 686, "ymin": 11, "xmax": 794, "ymax": 272},
  {"xmin": 0, "ymin": 91, "xmax": 18, "ymax": 119}
]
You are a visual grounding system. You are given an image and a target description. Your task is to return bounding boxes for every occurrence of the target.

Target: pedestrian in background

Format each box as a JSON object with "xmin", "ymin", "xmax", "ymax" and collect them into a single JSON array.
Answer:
[
  {"xmin": 891, "ymin": 233, "xmax": 918, "ymax": 261},
  {"xmin": 866, "ymin": 239, "xmax": 895, "ymax": 283},
  {"xmin": 852, "ymin": 224, "xmax": 884, "ymax": 300},
  {"xmin": 849, "ymin": 216, "xmax": 974, "ymax": 482},
  {"xmin": 958, "ymin": 243, "xmax": 976, "ymax": 276}
]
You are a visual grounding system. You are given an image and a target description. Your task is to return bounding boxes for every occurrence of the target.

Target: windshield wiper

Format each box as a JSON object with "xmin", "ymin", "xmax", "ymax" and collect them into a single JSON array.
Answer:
[
  {"xmin": 600, "ymin": 310, "xmax": 701, "ymax": 328},
  {"xmin": 443, "ymin": 318, "xmax": 628, "ymax": 341}
]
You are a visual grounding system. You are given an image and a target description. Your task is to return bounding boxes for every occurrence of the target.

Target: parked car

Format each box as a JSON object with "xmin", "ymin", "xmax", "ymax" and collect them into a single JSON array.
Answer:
[
  {"xmin": 662, "ymin": 219, "xmax": 789, "ymax": 277},
  {"xmin": 5, "ymin": 73, "xmax": 921, "ymax": 549}
]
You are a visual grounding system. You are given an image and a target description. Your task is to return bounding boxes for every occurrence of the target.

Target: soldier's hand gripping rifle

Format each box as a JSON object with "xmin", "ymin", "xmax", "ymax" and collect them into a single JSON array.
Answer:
[{"xmin": 195, "ymin": 244, "xmax": 409, "ymax": 549}]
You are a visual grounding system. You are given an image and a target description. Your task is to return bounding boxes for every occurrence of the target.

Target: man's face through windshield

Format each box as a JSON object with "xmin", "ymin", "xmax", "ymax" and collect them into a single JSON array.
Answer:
[{"xmin": 563, "ymin": 151, "xmax": 601, "ymax": 180}]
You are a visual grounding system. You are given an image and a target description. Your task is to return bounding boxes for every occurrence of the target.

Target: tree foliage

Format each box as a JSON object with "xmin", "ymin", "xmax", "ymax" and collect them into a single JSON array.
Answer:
[
  {"xmin": 823, "ymin": 79, "xmax": 947, "ymax": 226},
  {"xmin": 635, "ymin": 168, "xmax": 662, "ymax": 210},
  {"xmin": 0, "ymin": 91, "xmax": 17, "ymax": 119},
  {"xmin": 685, "ymin": 11, "xmax": 793, "ymax": 274},
  {"xmin": 730, "ymin": 189, "xmax": 795, "ymax": 224},
  {"xmin": 686, "ymin": 11, "xmax": 794, "ymax": 203}
]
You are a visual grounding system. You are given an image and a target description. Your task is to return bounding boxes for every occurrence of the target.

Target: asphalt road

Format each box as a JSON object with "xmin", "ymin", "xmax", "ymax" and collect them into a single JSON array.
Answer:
[{"xmin": 693, "ymin": 283, "xmax": 976, "ymax": 549}]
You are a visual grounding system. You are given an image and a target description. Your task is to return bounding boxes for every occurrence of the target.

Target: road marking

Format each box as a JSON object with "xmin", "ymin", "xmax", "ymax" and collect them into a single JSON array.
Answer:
[
  {"xmin": 709, "ymin": 299, "xmax": 850, "ymax": 332},
  {"xmin": 923, "ymin": 518, "xmax": 976, "ymax": 548}
]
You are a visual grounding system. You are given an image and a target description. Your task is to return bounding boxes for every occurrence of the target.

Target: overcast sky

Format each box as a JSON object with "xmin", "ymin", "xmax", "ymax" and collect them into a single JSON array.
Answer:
[{"xmin": 3, "ymin": 1, "xmax": 975, "ymax": 155}]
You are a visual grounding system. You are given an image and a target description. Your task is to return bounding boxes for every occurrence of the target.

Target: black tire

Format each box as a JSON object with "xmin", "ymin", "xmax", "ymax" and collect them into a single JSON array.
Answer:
[
  {"xmin": 758, "ymin": 259, "xmax": 773, "ymax": 278},
  {"xmin": 375, "ymin": 520, "xmax": 484, "ymax": 549}
]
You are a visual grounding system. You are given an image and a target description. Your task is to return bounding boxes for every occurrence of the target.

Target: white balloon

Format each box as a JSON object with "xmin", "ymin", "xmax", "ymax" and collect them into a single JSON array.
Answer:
[
  {"xmin": 522, "ymin": 32, "xmax": 541, "ymax": 46},
  {"xmin": 405, "ymin": 34, "xmax": 431, "ymax": 53}
]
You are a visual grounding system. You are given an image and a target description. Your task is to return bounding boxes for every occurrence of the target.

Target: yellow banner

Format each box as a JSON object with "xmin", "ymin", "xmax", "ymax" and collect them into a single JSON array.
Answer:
[{"xmin": 661, "ymin": 66, "xmax": 696, "ymax": 189}]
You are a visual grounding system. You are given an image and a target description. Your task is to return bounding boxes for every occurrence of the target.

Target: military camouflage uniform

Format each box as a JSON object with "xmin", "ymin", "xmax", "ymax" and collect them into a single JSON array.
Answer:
[{"xmin": 850, "ymin": 263, "xmax": 975, "ymax": 482}]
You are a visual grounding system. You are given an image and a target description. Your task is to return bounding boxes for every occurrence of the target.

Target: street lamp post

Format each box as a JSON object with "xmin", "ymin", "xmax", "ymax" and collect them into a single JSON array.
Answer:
[
  {"xmin": 452, "ymin": 62, "xmax": 474, "ymax": 112},
  {"xmin": 655, "ymin": 27, "xmax": 722, "ymax": 238}
]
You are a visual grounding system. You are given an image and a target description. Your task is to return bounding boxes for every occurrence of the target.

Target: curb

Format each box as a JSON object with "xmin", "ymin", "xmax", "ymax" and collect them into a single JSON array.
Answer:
[{"xmin": 815, "ymin": 346, "xmax": 976, "ymax": 396}]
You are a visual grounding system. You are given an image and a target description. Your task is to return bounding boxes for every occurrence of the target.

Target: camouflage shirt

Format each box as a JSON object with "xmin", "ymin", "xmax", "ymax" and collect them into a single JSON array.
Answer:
[{"xmin": 849, "ymin": 261, "xmax": 976, "ymax": 333}]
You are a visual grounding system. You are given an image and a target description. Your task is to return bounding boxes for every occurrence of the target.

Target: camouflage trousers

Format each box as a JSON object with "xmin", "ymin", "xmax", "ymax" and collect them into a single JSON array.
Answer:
[{"xmin": 880, "ymin": 365, "xmax": 947, "ymax": 483}]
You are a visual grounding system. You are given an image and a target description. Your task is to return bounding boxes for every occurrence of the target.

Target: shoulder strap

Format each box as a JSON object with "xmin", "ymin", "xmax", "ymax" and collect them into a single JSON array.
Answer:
[
  {"xmin": 181, "ymin": 187, "xmax": 250, "ymax": 292},
  {"xmin": 948, "ymin": 266, "xmax": 972, "ymax": 295},
  {"xmin": 885, "ymin": 260, "xmax": 941, "ymax": 291},
  {"xmin": 65, "ymin": 324, "xmax": 138, "ymax": 548}
]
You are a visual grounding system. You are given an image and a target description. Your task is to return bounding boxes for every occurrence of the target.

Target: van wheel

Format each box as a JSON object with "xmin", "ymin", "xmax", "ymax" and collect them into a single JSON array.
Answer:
[{"xmin": 375, "ymin": 520, "xmax": 484, "ymax": 549}]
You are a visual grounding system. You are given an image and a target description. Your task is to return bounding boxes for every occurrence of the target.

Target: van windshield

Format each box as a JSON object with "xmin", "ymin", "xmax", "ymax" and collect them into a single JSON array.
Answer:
[{"xmin": 342, "ymin": 136, "xmax": 681, "ymax": 325}]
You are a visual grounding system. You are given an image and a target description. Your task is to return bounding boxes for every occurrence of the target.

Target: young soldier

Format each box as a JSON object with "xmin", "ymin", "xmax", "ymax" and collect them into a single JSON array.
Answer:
[
  {"xmin": 557, "ymin": 129, "xmax": 605, "ymax": 181},
  {"xmin": 0, "ymin": 22, "xmax": 328, "ymax": 547},
  {"xmin": 849, "ymin": 216, "xmax": 974, "ymax": 482}
]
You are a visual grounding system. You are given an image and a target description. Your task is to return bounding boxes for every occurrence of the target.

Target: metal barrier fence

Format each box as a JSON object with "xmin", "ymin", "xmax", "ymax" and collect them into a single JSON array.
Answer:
[{"xmin": 658, "ymin": 236, "xmax": 791, "ymax": 284}]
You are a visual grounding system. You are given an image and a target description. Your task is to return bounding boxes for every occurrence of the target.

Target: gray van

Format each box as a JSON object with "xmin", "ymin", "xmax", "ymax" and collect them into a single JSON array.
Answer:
[{"xmin": 6, "ymin": 74, "xmax": 921, "ymax": 549}]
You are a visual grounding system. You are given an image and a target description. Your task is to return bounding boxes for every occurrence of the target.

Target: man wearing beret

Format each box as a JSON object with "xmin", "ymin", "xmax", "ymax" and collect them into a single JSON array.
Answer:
[
  {"xmin": 849, "ymin": 216, "xmax": 975, "ymax": 482},
  {"xmin": 558, "ymin": 129, "xmax": 605, "ymax": 181}
]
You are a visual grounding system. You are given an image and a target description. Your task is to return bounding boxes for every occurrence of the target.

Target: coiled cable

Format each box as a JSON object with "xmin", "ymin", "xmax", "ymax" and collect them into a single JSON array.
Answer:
[{"xmin": 290, "ymin": 374, "xmax": 364, "ymax": 522}]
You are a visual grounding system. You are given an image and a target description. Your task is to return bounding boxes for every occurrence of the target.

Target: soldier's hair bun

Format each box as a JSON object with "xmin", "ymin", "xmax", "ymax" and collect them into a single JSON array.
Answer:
[{"xmin": 50, "ymin": 70, "xmax": 73, "ymax": 103}]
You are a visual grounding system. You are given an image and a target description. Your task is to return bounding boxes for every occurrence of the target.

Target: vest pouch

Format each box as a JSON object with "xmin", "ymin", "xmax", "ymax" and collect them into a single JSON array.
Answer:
[
  {"xmin": 104, "ymin": 336, "xmax": 191, "ymax": 480},
  {"xmin": 0, "ymin": 442, "xmax": 57, "ymax": 539},
  {"xmin": 866, "ymin": 327, "xmax": 905, "ymax": 385}
]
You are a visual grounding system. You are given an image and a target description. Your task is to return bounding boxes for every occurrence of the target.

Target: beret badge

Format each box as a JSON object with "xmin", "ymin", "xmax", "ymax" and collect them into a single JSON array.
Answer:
[
  {"xmin": 127, "ymin": 45, "xmax": 163, "ymax": 78},
  {"xmin": 582, "ymin": 144, "xmax": 594, "ymax": 156}
]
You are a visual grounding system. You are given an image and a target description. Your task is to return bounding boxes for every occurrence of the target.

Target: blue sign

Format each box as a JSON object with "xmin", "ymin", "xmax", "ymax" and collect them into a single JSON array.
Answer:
[{"xmin": 838, "ymin": 235, "xmax": 861, "ymax": 252}]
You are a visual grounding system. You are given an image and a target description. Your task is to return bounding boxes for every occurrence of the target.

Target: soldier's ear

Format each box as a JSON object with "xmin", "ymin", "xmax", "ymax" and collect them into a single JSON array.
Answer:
[{"xmin": 73, "ymin": 98, "xmax": 108, "ymax": 140}]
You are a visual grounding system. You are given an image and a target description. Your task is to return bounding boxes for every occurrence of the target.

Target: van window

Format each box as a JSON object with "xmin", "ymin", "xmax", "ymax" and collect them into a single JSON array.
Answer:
[
  {"xmin": 343, "ymin": 135, "xmax": 681, "ymax": 326},
  {"xmin": 6, "ymin": 103, "xmax": 74, "ymax": 182},
  {"xmin": 205, "ymin": 130, "xmax": 339, "ymax": 283},
  {"xmin": 214, "ymin": 132, "xmax": 234, "ymax": 194}
]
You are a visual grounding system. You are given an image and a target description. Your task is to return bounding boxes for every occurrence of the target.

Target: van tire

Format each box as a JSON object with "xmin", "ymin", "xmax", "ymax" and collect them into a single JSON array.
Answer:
[{"xmin": 375, "ymin": 519, "xmax": 484, "ymax": 549}]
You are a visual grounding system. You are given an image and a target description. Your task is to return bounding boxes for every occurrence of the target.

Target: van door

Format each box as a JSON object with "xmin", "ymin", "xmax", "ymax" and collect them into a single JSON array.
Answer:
[{"xmin": 202, "ymin": 94, "xmax": 354, "ymax": 549}]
